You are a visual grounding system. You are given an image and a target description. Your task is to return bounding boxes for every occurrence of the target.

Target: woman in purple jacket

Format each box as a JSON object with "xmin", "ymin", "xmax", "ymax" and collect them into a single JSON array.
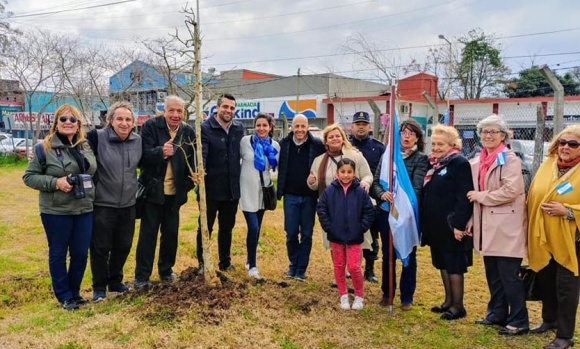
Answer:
[{"xmin": 316, "ymin": 158, "xmax": 375, "ymax": 310}]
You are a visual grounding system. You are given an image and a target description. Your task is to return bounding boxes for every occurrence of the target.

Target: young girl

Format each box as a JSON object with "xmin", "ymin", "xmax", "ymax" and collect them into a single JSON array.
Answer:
[{"xmin": 316, "ymin": 158, "xmax": 375, "ymax": 310}]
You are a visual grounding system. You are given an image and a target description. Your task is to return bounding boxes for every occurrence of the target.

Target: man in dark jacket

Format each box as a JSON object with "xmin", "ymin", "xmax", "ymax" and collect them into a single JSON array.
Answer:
[
  {"xmin": 276, "ymin": 114, "xmax": 325, "ymax": 280},
  {"xmin": 134, "ymin": 95, "xmax": 196, "ymax": 289},
  {"xmin": 196, "ymin": 93, "xmax": 245, "ymax": 272},
  {"xmin": 89, "ymin": 101, "xmax": 142, "ymax": 302},
  {"xmin": 349, "ymin": 111, "xmax": 386, "ymax": 283}
]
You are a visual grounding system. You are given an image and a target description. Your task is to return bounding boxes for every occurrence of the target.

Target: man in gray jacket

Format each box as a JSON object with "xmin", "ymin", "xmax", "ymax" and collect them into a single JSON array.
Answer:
[{"xmin": 88, "ymin": 101, "xmax": 142, "ymax": 302}]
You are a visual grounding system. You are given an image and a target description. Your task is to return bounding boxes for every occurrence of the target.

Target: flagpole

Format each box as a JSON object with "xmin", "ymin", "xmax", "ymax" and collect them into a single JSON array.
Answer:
[{"xmin": 387, "ymin": 85, "xmax": 396, "ymax": 314}]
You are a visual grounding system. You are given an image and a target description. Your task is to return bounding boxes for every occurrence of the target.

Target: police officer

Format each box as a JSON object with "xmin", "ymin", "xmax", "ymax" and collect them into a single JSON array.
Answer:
[{"xmin": 349, "ymin": 111, "xmax": 385, "ymax": 282}]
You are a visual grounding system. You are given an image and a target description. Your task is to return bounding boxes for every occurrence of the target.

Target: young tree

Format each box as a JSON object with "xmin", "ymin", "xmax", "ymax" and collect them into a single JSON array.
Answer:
[{"xmin": 456, "ymin": 29, "xmax": 509, "ymax": 99}]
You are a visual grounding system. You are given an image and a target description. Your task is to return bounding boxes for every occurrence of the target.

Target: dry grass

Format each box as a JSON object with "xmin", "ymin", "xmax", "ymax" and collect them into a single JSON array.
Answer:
[{"xmin": 0, "ymin": 162, "xmax": 575, "ymax": 348}]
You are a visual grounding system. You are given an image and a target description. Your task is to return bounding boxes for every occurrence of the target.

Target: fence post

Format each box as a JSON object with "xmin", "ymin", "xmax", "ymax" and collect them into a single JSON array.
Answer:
[
  {"xmin": 532, "ymin": 104, "xmax": 546, "ymax": 177},
  {"xmin": 367, "ymin": 98, "xmax": 383, "ymax": 141},
  {"xmin": 539, "ymin": 65, "xmax": 564, "ymax": 134},
  {"xmin": 422, "ymin": 92, "xmax": 439, "ymax": 125}
]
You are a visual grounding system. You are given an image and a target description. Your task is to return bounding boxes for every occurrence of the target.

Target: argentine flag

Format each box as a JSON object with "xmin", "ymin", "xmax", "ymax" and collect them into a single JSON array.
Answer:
[{"xmin": 379, "ymin": 113, "xmax": 420, "ymax": 267}]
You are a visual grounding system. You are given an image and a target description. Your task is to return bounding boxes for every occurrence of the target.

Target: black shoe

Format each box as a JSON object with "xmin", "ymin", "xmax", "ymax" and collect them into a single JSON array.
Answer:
[
  {"xmin": 219, "ymin": 264, "xmax": 235, "ymax": 272},
  {"xmin": 72, "ymin": 296, "xmax": 89, "ymax": 305},
  {"xmin": 62, "ymin": 299, "xmax": 79, "ymax": 311},
  {"xmin": 430, "ymin": 304, "xmax": 450, "ymax": 313},
  {"xmin": 440, "ymin": 308, "xmax": 467, "ymax": 320},
  {"xmin": 160, "ymin": 273, "xmax": 177, "ymax": 282},
  {"xmin": 531, "ymin": 322, "xmax": 559, "ymax": 334},
  {"xmin": 475, "ymin": 318, "xmax": 505, "ymax": 327},
  {"xmin": 543, "ymin": 338, "xmax": 574, "ymax": 349},
  {"xmin": 134, "ymin": 279, "xmax": 153, "ymax": 290},
  {"xmin": 364, "ymin": 270, "xmax": 379, "ymax": 283},
  {"xmin": 498, "ymin": 326, "xmax": 529, "ymax": 336},
  {"xmin": 109, "ymin": 283, "xmax": 130, "ymax": 293}
]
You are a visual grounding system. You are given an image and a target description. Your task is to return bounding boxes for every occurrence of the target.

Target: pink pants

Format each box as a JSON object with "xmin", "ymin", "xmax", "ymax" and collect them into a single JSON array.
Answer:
[{"xmin": 330, "ymin": 242, "xmax": 364, "ymax": 298}]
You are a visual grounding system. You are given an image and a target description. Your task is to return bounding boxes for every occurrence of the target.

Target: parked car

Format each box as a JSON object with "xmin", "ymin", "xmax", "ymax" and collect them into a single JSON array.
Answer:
[
  {"xmin": 0, "ymin": 138, "xmax": 27, "ymax": 156},
  {"xmin": 16, "ymin": 139, "xmax": 42, "ymax": 157}
]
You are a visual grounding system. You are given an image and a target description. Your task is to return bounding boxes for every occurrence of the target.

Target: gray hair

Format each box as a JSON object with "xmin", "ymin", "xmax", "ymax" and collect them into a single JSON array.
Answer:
[
  {"xmin": 164, "ymin": 95, "xmax": 185, "ymax": 109},
  {"xmin": 476, "ymin": 114, "xmax": 513, "ymax": 143},
  {"xmin": 107, "ymin": 100, "xmax": 135, "ymax": 126}
]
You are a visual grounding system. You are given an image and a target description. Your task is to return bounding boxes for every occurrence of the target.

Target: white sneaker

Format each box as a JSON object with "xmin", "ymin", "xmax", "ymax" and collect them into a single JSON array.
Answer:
[
  {"xmin": 245, "ymin": 263, "xmax": 250, "ymax": 271},
  {"xmin": 352, "ymin": 296, "xmax": 364, "ymax": 310},
  {"xmin": 248, "ymin": 267, "xmax": 261, "ymax": 279},
  {"xmin": 340, "ymin": 294, "xmax": 350, "ymax": 310}
]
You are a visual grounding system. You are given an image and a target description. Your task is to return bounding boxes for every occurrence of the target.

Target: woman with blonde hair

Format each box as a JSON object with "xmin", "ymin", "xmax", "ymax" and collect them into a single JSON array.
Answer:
[
  {"xmin": 528, "ymin": 124, "xmax": 580, "ymax": 349},
  {"xmin": 422, "ymin": 124, "xmax": 474, "ymax": 320},
  {"xmin": 23, "ymin": 104, "xmax": 97, "ymax": 311},
  {"xmin": 467, "ymin": 114, "xmax": 529, "ymax": 335}
]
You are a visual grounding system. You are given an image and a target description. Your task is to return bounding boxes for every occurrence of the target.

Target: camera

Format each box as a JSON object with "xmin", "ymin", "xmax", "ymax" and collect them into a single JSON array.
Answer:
[{"xmin": 67, "ymin": 174, "xmax": 92, "ymax": 199}]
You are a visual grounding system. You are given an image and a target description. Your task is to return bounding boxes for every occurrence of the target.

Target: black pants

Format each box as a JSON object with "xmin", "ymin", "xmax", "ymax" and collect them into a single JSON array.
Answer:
[
  {"xmin": 363, "ymin": 207, "xmax": 379, "ymax": 263},
  {"xmin": 483, "ymin": 256, "xmax": 528, "ymax": 328},
  {"xmin": 196, "ymin": 199, "xmax": 239, "ymax": 270},
  {"xmin": 537, "ymin": 242, "xmax": 580, "ymax": 339},
  {"xmin": 90, "ymin": 205, "xmax": 136, "ymax": 292},
  {"xmin": 135, "ymin": 196, "xmax": 180, "ymax": 281}
]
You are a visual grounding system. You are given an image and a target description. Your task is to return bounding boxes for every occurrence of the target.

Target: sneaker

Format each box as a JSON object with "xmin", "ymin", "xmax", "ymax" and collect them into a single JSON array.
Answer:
[
  {"xmin": 134, "ymin": 279, "xmax": 153, "ymax": 290},
  {"xmin": 62, "ymin": 299, "xmax": 79, "ymax": 311},
  {"xmin": 160, "ymin": 273, "xmax": 177, "ymax": 282},
  {"xmin": 248, "ymin": 267, "xmax": 261, "ymax": 279},
  {"xmin": 220, "ymin": 264, "xmax": 236, "ymax": 272},
  {"xmin": 294, "ymin": 273, "xmax": 307, "ymax": 282},
  {"xmin": 352, "ymin": 296, "xmax": 364, "ymax": 310},
  {"xmin": 340, "ymin": 294, "xmax": 351, "ymax": 310},
  {"xmin": 284, "ymin": 271, "xmax": 296, "ymax": 279},
  {"xmin": 92, "ymin": 291, "xmax": 106, "ymax": 303},
  {"xmin": 109, "ymin": 283, "xmax": 130, "ymax": 293},
  {"xmin": 72, "ymin": 296, "xmax": 89, "ymax": 306},
  {"xmin": 245, "ymin": 263, "xmax": 250, "ymax": 271}
]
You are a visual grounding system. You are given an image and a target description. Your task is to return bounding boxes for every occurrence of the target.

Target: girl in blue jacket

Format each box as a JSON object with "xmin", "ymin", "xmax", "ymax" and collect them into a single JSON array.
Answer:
[{"xmin": 316, "ymin": 158, "xmax": 375, "ymax": 310}]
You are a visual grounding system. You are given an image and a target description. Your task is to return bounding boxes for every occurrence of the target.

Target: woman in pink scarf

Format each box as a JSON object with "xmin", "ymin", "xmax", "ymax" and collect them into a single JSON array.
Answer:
[{"xmin": 466, "ymin": 114, "xmax": 529, "ymax": 336}]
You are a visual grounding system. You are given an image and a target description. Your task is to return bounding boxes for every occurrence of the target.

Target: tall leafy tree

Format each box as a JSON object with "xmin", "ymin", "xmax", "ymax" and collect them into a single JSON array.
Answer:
[
  {"xmin": 503, "ymin": 66, "xmax": 580, "ymax": 97},
  {"xmin": 456, "ymin": 29, "xmax": 509, "ymax": 99}
]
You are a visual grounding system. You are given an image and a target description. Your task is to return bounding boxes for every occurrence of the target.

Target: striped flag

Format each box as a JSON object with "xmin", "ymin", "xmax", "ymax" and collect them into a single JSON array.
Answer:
[{"xmin": 379, "ymin": 113, "xmax": 420, "ymax": 266}]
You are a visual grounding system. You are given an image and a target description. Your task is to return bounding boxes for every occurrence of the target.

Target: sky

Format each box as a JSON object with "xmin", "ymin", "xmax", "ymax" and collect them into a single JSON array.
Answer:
[{"xmin": 5, "ymin": 0, "xmax": 580, "ymax": 83}]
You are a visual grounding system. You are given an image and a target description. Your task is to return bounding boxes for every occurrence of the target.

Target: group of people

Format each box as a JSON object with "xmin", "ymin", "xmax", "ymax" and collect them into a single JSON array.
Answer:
[{"xmin": 22, "ymin": 94, "xmax": 580, "ymax": 348}]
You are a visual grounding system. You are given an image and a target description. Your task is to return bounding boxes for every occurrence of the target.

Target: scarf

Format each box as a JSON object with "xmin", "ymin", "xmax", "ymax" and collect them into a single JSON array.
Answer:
[
  {"xmin": 402, "ymin": 144, "xmax": 418, "ymax": 160},
  {"xmin": 478, "ymin": 143, "xmax": 506, "ymax": 191},
  {"xmin": 423, "ymin": 149, "xmax": 461, "ymax": 186},
  {"xmin": 557, "ymin": 156, "xmax": 580, "ymax": 170},
  {"xmin": 252, "ymin": 135, "xmax": 278, "ymax": 172}
]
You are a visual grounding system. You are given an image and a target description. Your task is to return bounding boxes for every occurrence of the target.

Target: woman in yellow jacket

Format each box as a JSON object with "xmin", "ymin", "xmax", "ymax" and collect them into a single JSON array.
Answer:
[{"xmin": 527, "ymin": 124, "xmax": 580, "ymax": 349}]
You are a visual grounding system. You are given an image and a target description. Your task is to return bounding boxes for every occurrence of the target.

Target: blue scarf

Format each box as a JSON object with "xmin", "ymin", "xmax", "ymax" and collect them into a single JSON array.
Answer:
[{"xmin": 252, "ymin": 135, "xmax": 278, "ymax": 171}]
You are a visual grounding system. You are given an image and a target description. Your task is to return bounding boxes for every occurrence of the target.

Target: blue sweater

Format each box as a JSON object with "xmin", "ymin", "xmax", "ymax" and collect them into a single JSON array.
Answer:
[{"xmin": 316, "ymin": 179, "xmax": 375, "ymax": 245}]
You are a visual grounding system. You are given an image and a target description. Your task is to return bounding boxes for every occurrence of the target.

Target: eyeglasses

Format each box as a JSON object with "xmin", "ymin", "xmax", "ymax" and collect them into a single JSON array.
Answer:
[
  {"xmin": 59, "ymin": 116, "xmax": 77, "ymax": 123},
  {"xmin": 558, "ymin": 139, "xmax": 580, "ymax": 149},
  {"xmin": 481, "ymin": 130, "xmax": 502, "ymax": 136},
  {"xmin": 400, "ymin": 130, "xmax": 416, "ymax": 137}
]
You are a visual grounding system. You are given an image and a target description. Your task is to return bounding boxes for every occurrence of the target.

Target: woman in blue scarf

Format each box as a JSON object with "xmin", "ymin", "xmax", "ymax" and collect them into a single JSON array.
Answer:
[{"xmin": 239, "ymin": 113, "xmax": 280, "ymax": 279}]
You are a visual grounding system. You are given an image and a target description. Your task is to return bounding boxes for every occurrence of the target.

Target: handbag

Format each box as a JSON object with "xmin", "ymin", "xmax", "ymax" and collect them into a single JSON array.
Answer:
[
  {"xmin": 259, "ymin": 171, "xmax": 277, "ymax": 211},
  {"xmin": 135, "ymin": 177, "xmax": 158, "ymax": 219},
  {"xmin": 519, "ymin": 266, "xmax": 542, "ymax": 301}
]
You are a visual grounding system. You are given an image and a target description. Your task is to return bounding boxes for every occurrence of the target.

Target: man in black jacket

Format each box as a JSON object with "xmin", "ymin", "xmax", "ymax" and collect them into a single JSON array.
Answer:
[
  {"xmin": 134, "ymin": 95, "xmax": 196, "ymax": 289},
  {"xmin": 349, "ymin": 111, "xmax": 385, "ymax": 283},
  {"xmin": 196, "ymin": 93, "xmax": 245, "ymax": 272},
  {"xmin": 276, "ymin": 114, "xmax": 325, "ymax": 280}
]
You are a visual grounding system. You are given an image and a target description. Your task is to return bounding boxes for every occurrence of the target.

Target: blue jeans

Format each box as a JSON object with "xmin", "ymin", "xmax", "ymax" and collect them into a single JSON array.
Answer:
[
  {"xmin": 243, "ymin": 210, "xmax": 265, "ymax": 269},
  {"xmin": 41, "ymin": 212, "xmax": 93, "ymax": 303},
  {"xmin": 378, "ymin": 209, "xmax": 417, "ymax": 304},
  {"xmin": 283, "ymin": 194, "xmax": 317, "ymax": 276}
]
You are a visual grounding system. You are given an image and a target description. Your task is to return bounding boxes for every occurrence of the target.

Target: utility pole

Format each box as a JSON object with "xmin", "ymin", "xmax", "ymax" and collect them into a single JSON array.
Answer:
[
  {"xmin": 295, "ymin": 68, "xmax": 300, "ymax": 117},
  {"xmin": 438, "ymin": 34, "xmax": 452, "ymax": 111}
]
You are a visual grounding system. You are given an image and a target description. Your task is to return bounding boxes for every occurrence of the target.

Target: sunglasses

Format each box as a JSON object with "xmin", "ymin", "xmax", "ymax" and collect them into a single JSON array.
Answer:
[
  {"xmin": 558, "ymin": 139, "xmax": 580, "ymax": 149},
  {"xmin": 59, "ymin": 116, "xmax": 77, "ymax": 123}
]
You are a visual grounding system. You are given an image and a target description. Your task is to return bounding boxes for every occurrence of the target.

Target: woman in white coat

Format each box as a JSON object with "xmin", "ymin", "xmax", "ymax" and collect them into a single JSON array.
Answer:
[{"xmin": 240, "ymin": 113, "xmax": 280, "ymax": 279}]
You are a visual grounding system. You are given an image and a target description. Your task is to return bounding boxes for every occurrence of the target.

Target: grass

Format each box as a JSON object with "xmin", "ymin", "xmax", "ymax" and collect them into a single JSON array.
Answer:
[{"xmin": 0, "ymin": 161, "xmax": 576, "ymax": 348}]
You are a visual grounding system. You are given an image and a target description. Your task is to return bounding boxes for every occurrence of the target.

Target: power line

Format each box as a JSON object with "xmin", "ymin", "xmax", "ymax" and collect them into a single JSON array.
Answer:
[{"xmin": 10, "ymin": 0, "xmax": 138, "ymax": 18}]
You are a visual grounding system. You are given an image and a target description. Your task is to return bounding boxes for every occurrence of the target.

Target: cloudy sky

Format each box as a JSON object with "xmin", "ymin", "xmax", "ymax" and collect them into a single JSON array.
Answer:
[{"xmin": 6, "ymin": 0, "xmax": 580, "ymax": 82}]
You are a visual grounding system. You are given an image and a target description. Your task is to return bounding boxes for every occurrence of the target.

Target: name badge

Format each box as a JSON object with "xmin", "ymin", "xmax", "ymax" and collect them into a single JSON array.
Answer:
[
  {"xmin": 496, "ymin": 152, "xmax": 506, "ymax": 166},
  {"xmin": 556, "ymin": 181, "xmax": 573, "ymax": 195},
  {"xmin": 439, "ymin": 167, "xmax": 447, "ymax": 176}
]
